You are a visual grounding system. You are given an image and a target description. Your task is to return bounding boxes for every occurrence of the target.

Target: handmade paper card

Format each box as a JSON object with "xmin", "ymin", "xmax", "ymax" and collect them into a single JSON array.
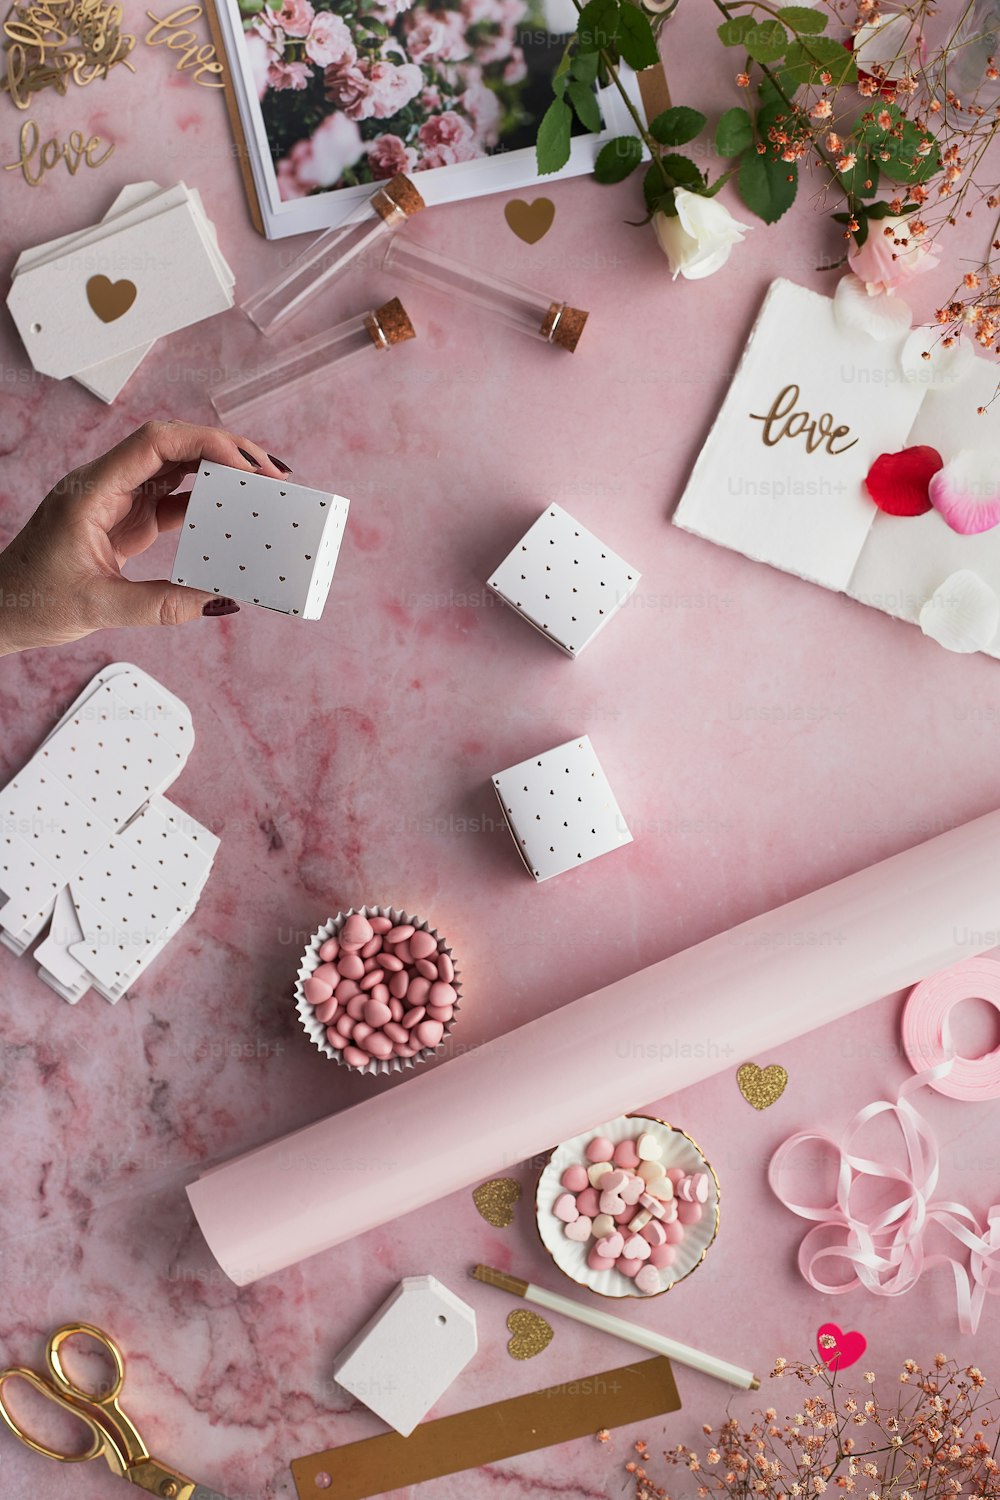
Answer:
[
  {"xmin": 673, "ymin": 279, "xmax": 924, "ymax": 592},
  {"xmin": 672, "ymin": 278, "xmax": 1000, "ymax": 658}
]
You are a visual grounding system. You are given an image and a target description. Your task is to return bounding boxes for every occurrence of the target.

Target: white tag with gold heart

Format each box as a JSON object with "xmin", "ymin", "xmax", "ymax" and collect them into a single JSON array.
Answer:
[{"xmin": 7, "ymin": 196, "xmax": 234, "ymax": 379}]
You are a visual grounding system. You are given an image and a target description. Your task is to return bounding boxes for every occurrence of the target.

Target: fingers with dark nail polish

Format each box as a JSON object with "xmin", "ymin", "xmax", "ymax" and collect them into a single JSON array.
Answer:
[
  {"xmin": 267, "ymin": 454, "xmax": 292, "ymax": 473},
  {"xmin": 237, "ymin": 447, "xmax": 262, "ymax": 468},
  {"xmin": 203, "ymin": 598, "xmax": 241, "ymax": 617}
]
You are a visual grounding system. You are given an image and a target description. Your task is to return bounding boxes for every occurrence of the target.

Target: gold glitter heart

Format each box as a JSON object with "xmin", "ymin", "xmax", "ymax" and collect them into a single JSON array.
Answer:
[
  {"xmin": 737, "ymin": 1062, "xmax": 788, "ymax": 1110},
  {"xmin": 506, "ymin": 1309, "xmax": 553, "ymax": 1360},
  {"xmin": 473, "ymin": 1177, "xmax": 521, "ymax": 1228}
]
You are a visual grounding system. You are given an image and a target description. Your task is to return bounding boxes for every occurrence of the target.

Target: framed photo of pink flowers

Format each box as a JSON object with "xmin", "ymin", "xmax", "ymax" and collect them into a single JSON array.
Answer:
[{"xmin": 206, "ymin": 0, "xmax": 666, "ymax": 238}]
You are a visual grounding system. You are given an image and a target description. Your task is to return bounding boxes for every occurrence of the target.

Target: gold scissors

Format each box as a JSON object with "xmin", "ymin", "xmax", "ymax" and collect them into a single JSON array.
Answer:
[{"xmin": 0, "ymin": 1322, "xmax": 232, "ymax": 1500}]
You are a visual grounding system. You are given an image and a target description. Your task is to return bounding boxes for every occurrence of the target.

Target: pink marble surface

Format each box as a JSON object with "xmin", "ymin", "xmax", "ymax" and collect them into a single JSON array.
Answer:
[{"xmin": 4, "ymin": 6, "xmax": 1000, "ymax": 1499}]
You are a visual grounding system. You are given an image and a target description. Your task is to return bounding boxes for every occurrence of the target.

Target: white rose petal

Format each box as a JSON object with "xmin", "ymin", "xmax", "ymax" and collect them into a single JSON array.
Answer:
[
  {"xmin": 833, "ymin": 273, "xmax": 912, "ymax": 341},
  {"xmin": 919, "ymin": 570, "xmax": 1000, "ymax": 654},
  {"xmin": 900, "ymin": 326, "xmax": 975, "ymax": 388},
  {"xmin": 929, "ymin": 449, "xmax": 1000, "ymax": 535}
]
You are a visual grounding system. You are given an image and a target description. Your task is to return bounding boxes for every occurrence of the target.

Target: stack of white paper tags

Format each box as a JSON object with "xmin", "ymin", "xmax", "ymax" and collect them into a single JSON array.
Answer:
[
  {"xmin": 6, "ymin": 181, "xmax": 235, "ymax": 403},
  {"xmin": 0, "ymin": 664, "xmax": 218, "ymax": 1004}
]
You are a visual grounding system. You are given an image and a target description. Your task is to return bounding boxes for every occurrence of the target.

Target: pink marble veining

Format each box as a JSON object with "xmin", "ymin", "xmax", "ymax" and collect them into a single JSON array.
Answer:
[{"xmin": 3, "ymin": 5, "xmax": 1000, "ymax": 1499}]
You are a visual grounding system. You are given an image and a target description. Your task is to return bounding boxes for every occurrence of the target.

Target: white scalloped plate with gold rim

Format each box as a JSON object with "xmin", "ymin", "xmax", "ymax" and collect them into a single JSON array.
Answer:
[{"xmin": 535, "ymin": 1114, "xmax": 719, "ymax": 1299}]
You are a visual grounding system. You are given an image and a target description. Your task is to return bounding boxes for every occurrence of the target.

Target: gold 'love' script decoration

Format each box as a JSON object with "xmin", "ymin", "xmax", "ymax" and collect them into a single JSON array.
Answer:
[
  {"xmin": 86, "ymin": 274, "xmax": 136, "ymax": 322},
  {"xmin": 4, "ymin": 118, "xmax": 113, "ymax": 185},
  {"xmin": 143, "ymin": 6, "xmax": 223, "ymax": 87},
  {"xmin": 1, "ymin": 0, "xmax": 135, "ymax": 108},
  {"xmin": 504, "ymin": 198, "xmax": 555, "ymax": 244},
  {"xmin": 737, "ymin": 1062, "xmax": 788, "ymax": 1110},
  {"xmin": 472, "ymin": 1177, "xmax": 521, "ymax": 1227},
  {"xmin": 506, "ymin": 1309, "xmax": 554, "ymax": 1360},
  {"xmin": 749, "ymin": 383, "xmax": 858, "ymax": 456}
]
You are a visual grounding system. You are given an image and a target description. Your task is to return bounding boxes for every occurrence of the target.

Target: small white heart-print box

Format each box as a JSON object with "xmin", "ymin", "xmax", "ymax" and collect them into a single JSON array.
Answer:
[
  {"xmin": 170, "ymin": 462, "xmax": 349, "ymax": 618},
  {"xmin": 487, "ymin": 502, "xmax": 640, "ymax": 656},
  {"xmin": 492, "ymin": 734, "xmax": 632, "ymax": 881},
  {"xmin": 332, "ymin": 1275, "xmax": 477, "ymax": 1436}
]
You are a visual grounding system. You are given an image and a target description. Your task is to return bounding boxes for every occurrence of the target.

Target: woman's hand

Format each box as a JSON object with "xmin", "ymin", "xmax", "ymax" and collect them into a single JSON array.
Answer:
[{"xmin": 0, "ymin": 420, "xmax": 293, "ymax": 655}]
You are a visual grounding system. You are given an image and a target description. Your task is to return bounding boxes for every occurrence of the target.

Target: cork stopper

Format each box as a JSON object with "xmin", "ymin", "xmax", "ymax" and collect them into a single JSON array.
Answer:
[
  {"xmin": 366, "ymin": 298, "xmax": 416, "ymax": 349},
  {"xmin": 540, "ymin": 301, "xmax": 589, "ymax": 353},
  {"xmin": 372, "ymin": 174, "xmax": 426, "ymax": 223}
]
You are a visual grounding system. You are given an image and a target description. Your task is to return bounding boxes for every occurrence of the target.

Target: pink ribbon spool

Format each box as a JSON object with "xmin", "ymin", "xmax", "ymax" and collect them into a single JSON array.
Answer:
[{"xmin": 901, "ymin": 956, "xmax": 1000, "ymax": 1100}]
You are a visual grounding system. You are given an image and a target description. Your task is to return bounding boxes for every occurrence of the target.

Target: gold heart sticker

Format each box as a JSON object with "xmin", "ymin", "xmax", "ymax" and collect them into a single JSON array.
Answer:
[
  {"xmin": 504, "ymin": 198, "xmax": 555, "ymax": 244},
  {"xmin": 86, "ymin": 274, "xmax": 136, "ymax": 323},
  {"xmin": 737, "ymin": 1062, "xmax": 788, "ymax": 1110},
  {"xmin": 472, "ymin": 1177, "xmax": 521, "ymax": 1227},
  {"xmin": 506, "ymin": 1309, "xmax": 553, "ymax": 1360}
]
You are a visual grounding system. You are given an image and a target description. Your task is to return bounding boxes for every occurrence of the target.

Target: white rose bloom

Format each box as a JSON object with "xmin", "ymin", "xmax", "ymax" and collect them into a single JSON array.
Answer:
[{"xmin": 652, "ymin": 187, "xmax": 749, "ymax": 280}]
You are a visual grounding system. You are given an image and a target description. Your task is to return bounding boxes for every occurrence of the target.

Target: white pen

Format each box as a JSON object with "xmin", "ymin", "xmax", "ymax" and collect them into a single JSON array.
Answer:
[{"xmin": 471, "ymin": 1265, "xmax": 759, "ymax": 1391}]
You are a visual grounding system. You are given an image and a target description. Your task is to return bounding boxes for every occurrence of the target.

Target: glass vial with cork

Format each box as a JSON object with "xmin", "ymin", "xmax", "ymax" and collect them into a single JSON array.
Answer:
[
  {"xmin": 212, "ymin": 298, "xmax": 416, "ymax": 427},
  {"xmin": 242, "ymin": 175, "xmax": 426, "ymax": 336},
  {"xmin": 381, "ymin": 235, "xmax": 588, "ymax": 351}
]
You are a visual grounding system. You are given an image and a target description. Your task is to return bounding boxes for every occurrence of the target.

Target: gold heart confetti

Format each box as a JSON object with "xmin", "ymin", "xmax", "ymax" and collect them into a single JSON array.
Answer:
[
  {"xmin": 737, "ymin": 1062, "xmax": 788, "ymax": 1110},
  {"xmin": 506, "ymin": 1309, "xmax": 553, "ymax": 1360},
  {"xmin": 86, "ymin": 274, "xmax": 136, "ymax": 323},
  {"xmin": 472, "ymin": 1177, "xmax": 521, "ymax": 1227},
  {"xmin": 504, "ymin": 198, "xmax": 555, "ymax": 244}
]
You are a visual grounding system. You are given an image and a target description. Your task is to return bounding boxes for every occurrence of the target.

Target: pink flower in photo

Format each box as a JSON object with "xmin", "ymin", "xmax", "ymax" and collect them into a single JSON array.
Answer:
[
  {"xmin": 244, "ymin": 30, "xmax": 272, "ymax": 98},
  {"xmin": 277, "ymin": 110, "xmax": 364, "ymax": 198},
  {"xmin": 275, "ymin": 0, "xmax": 314, "ymax": 37},
  {"xmin": 405, "ymin": 10, "xmax": 470, "ymax": 62},
  {"xmin": 420, "ymin": 84, "xmax": 443, "ymax": 110},
  {"xmin": 503, "ymin": 45, "xmax": 526, "ymax": 83},
  {"xmin": 368, "ymin": 0, "xmax": 417, "ymax": 17},
  {"xmin": 461, "ymin": 81, "xmax": 501, "ymax": 145},
  {"xmin": 305, "ymin": 11, "xmax": 356, "ymax": 67},
  {"xmin": 368, "ymin": 59, "xmax": 424, "ymax": 118},
  {"xmin": 416, "ymin": 109, "xmax": 480, "ymax": 167},
  {"xmin": 367, "ymin": 133, "xmax": 418, "ymax": 178},
  {"xmin": 268, "ymin": 58, "xmax": 311, "ymax": 90},
  {"xmin": 324, "ymin": 59, "xmax": 372, "ymax": 116},
  {"xmin": 251, "ymin": 11, "xmax": 286, "ymax": 55}
]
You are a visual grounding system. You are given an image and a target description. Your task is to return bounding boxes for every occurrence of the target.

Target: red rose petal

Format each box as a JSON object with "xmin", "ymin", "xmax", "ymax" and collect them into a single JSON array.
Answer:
[{"xmin": 864, "ymin": 445, "xmax": 944, "ymax": 517}]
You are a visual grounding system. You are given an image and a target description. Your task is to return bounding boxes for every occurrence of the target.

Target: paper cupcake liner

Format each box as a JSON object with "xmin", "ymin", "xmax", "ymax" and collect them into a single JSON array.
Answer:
[
  {"xmin": 295, "ymin": 905, "xmax": 461, "ymax": 1077},
  {"xmin": 535, "ymin": 1113, "xmax": 720, "ymax": 1299}
]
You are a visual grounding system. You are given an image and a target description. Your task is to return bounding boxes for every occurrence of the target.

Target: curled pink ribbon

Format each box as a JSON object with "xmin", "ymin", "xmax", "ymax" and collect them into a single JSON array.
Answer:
[{"xmin": 768, "ymin": 1057, "xmax": 1000, "ymax": 1334}]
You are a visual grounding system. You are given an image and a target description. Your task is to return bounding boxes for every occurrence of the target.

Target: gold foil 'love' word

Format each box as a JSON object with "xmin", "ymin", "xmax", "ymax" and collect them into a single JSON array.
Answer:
[
  {"xmin": 472, "ymin": 1177, "xmax": 521, "ymax": 1227},
  {"xmin": 4, "ymin": 118, "xmax": 114, "ymax": 186},
  {"xmin": 749, "ymin": 383, "xmax": 858, "ymax": 456},
  {"xmin": 143, "ymin": 6, "xmax": 224, "ymax": 88},
  {"xmin": 1, "ymin": 0, "xmax": 135, "ymax": 108}
]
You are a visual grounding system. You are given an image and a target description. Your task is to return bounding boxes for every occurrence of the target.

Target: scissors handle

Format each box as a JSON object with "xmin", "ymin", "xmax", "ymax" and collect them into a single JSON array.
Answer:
[
  {"xmin": 0, "ymin": 1364, "xmax": 112, "ymax": 1465},
  {"xmin": 44, "ymin": 1323, "xmax": 150, "ymax": 1474}
]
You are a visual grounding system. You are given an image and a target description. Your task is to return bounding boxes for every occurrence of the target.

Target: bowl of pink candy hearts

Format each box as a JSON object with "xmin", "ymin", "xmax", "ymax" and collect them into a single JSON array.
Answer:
[
  {"xmin": 296, "ymin": 905, "xmax": 461, "ymax": 1075},
  {"xmin": 535, "ymin": 1114, "xmax": 719, "ymax": 1298}
]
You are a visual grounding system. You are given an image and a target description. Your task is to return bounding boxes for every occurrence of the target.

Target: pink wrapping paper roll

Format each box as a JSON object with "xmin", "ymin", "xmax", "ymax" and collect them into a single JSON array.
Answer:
[{"xmin": 188, "ymin": 810, "xmax": 1000, "ymax": 1285}]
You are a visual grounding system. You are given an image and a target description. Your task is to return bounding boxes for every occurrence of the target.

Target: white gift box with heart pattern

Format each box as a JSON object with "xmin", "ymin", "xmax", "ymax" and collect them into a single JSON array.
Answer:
[
  {"xmin": 492, "ymin": 734, "xmax": 632, "ymax": 881},
  {"xmin": 171, "ymin": 462, "xmax": 350, "ymax": 619},
  {"xmin": 487, "ymin": 502, "xmax": 641, "ymax": 657}
]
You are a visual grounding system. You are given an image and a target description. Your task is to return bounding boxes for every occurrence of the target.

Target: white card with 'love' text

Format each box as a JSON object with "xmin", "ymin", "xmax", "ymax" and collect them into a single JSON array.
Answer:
[
  {"xmin": 7, "ymin": 197, "xmax": 234, "ymax": 380},
  {"xmin": 673, "ymin": 278, "xmax": 924, "ymax": 592}
]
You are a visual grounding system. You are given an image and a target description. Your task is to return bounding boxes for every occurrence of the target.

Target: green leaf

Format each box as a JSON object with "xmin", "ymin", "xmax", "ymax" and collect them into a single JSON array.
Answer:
[
  {"xmin": 660, "ymin": 151, "xmax": 705, "ymax": 187},
  {"xmin": 717, "ymin": 15, "xmax": 755, "ymax": 45},
  {"xmin": 866, "ymin": 198, "xmax": 918, "ymax": 218},
  {"xmin": 737, "ymin": 143, "xmax": 797, "ymax": 222},
  {"xmin": 777, "ymin": 5, "xmax": 827, "ymax": 32},
  {"xmin": 703, "ymin": 166, "xmax": 737, "ymax": 196},
  {"xmin": 743, "ymin": 20, "xmax": 789, "ymax": 63},
  {"xmin": 241, "ymin": 0, "xmax": 264, "ymax": 12},
  {"xmin": 617, "ymin": 3, "xmax": 659, "ymax": 70},
  {"xmin": 552, "ymin": 38, "xmax": 573, "ymax": 97},
  {"xmin": 536, "ymin": 98, "xmax": 573, "ymax": 175},
  {"xmin": 567, "ymin": 78, "xmax": 603, "ymax": 132},
  {"xmin": 358, "ymin": 14, "xmax": 389, "ymax": 33},
  {"xmin": 594, "ymin": 134, "xmax": 643, "ymax": 182},
  {"xmin": 643, "ymin": 162, "xmax": 674, "ymax": 212},
  {"xmin": 576, "ymin": 0, "xmax": 618, "ymax": 53},
  {"xmin": 715, "ymin": 105, "xmax": 753, "ymax": 156},
  {"xmin": 781, "ymin": 36, "xmax": 857, "ymax": 88},
  {"xmin": 649, "ymin": 105, "xmax": 706, "ymax": 146},
  {"xmin": 838, "ymin": 146, "xmax": 880, "ymax": 200},
  {"xmin": 570, "ymin": 47, "xmax": 600, "ymax": 85}
]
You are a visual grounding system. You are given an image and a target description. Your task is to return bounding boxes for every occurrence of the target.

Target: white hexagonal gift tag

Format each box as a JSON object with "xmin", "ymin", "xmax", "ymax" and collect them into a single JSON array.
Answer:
[
  {"xmin": 487, "ymin": 502, "xmax": 640, "ymax": 656},
  {"xmin": 170, "ymin": 461, "xmax": 349, "ymax": 618},
  {"xmin": 493, "ymin": 734, "xmax": 632, "ymax": 881}
]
